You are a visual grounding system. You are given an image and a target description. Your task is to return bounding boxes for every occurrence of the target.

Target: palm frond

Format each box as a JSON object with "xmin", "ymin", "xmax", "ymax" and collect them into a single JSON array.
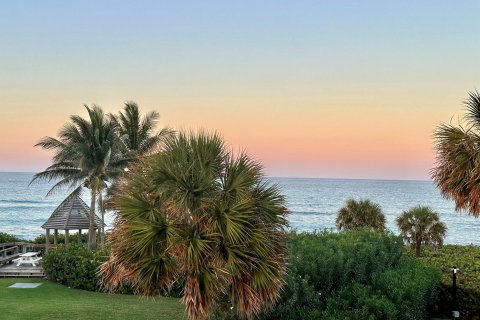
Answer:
[
  {"xmin": 464, "ymin": 89, "xmax": 480, "ymax": 128},
  {"xmin": 431, "ymin": 123, "xmax": 480, "ymax": 215},
  {"xmin": 100, "ymin": 131, "xmax": 288, "ymax": 319},
  {"xmin": 336, "ymin": 199, "xmax": 385, "ymax": 231}
]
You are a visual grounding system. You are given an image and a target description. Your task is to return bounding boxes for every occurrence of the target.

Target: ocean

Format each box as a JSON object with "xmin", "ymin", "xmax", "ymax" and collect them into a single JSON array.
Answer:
[{"xmin": 1, "ymin": 172, "xmax": 479, "ymax": 245}]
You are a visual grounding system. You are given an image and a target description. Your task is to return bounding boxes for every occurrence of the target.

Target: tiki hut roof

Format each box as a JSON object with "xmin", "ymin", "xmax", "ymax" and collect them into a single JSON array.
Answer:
[{"xmin": 41, "ymin": 195, "xmax": 103, "ymax": 230}]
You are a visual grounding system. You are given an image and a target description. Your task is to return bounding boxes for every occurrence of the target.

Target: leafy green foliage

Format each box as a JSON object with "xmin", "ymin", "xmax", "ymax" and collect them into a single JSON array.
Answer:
[
  {"xmin": 212, "ymin": 230, "xmax": 441, "ymax": 320},
  {"xmin": 421, "ymin": 245, "xmax": 480, "ymax": 319},
  {"xmin": 43, "ymin": 244, "xmax": 109, "ymax": 291},
  {"xmin": 373, "ymin": 259, "xmax": 440, "ymax": 319},
  {"xmin": 320, "ymin": 283, "xmax": 397, "ymax": 320},
  {"xmin": 278, "ymin": 231, "xmax": 441, "ymax": 320},
  {"xmin": 0, "ymin": 232, "xmax": 23, "ymax": 243},
  {"xmin": 286, "ymin": 230, "xmax": 404, "ymax": 295},
  {"xmin": 33, "ymin": 232, "xmax": 89, "ymax": 244}
]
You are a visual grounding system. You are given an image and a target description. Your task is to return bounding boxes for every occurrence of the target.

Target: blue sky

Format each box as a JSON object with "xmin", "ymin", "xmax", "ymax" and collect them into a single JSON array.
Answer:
[{"xmin": 1, "ymin": 1, "xmax": 479, "ymax": 179}]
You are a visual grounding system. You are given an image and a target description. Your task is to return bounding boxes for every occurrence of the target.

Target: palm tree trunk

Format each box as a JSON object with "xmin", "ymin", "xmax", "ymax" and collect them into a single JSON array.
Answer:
[
  {"xmin": 99, "ymin": 192, "xmax": 105, "ymax": 248},
  {"xmin": 88, "ymin": 188, "xmax": 97, "ymax": 250},
  {"xmin": 415, "ymin": 234, "xmax": 422, "ymax": 257}
]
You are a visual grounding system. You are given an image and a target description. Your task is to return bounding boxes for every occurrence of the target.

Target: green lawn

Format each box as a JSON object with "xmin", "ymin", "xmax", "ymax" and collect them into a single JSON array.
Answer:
[{"xmin": 0, "ymin": 278, "xmax": 187, "ymax": 320}]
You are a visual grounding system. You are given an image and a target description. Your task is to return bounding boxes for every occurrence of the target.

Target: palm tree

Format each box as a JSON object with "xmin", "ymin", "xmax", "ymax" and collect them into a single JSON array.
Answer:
[
  {"xmin": 432, "ymin": 90, "xmax": 480, "ymax": 216},
  {"xmin": 114, "ymin": 102, "xmax": 173, "ymax": 161},
  {"xmin": 396, "ymin": 206, "xmax": 447, "ymax": 257},
  {"xmin": 31, "ymin": 105, "xmax": 122, "ymax": 249},
  {"xmin": 104, "ymin": 102, "xmax": 174, "ymax": 211},
  {"xmin": 100, "ymin": 131, "xmax": 288, "ymax": 320},
  {"xmin": 336, "ymin": 199, "xmax": 386, "ymax": 231}
]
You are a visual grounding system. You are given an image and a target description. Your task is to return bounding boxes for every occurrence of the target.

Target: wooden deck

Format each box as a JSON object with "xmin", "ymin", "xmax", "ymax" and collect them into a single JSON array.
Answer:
[
  {"xmin": 0, "ymin": 262, "xmax": 44, "ymax": 277},
  {"xmin": 0, "ymin": 242, "xmax": 46, "ymax": 277}
]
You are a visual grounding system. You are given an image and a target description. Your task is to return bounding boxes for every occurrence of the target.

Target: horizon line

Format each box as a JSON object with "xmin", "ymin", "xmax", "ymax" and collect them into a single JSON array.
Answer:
[{"xmin": 0, "ymin": 171, "xmax": 432, "ymax": 182}]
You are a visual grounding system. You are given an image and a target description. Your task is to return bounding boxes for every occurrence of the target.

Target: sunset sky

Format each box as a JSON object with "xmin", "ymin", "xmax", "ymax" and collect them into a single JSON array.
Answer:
[{"xmin": 1, "ymin": 1, "xmax": 479, "ymax": 180}]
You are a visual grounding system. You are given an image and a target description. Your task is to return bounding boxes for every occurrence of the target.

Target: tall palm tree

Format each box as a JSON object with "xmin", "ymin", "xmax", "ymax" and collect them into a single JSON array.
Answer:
[
  {"xmin": 396, "ymin": 206, "xmax": 447, "ymax": 257},
  {"xmin": 105, "ymin": 102, "xmax": 174, "ymax": 210},
  {"xmin": 100, "ymin": 131, "xmax": 288, "ymax": 320},
  {"xmin": 432, "ymin": 90, "xmax": 480, "ymax": 216},
  {"xmin": 31, "ymin": 105, "xmax": 121, "ymax": 249},
  {"xmin": 114, "ymin": 102, "xmax": 173, "ymax": 161},
  {"xmin": 336, "ymin": 199, "xmax": 386, "ymax": 231}
]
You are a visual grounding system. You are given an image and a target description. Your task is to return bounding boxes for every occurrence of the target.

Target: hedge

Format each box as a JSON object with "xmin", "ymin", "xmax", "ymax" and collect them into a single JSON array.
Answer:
[
  {"xmin": 43, "ymin": 244, "xmax": 109, "ymax": 291},
  {"xmin": 0, "ymin": 232, "xmax": 23, "ymax": 243},
  {"xmin": 211, "ymin": 230, "xmax": 441, "ymax": 320},
  {"xmin": 421, "ymin": 245, "xmax": 480, "ymax": 320}
]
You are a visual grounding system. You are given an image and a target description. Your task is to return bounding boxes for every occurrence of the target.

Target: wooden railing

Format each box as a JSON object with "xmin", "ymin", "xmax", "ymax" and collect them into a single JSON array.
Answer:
[
  {"xmin": 0, "ymin": 242, "xmax": 48, "ymax": 258},
  {"xmin": 0, "ymin": 245, "xmax": 19, "ymax": 260},
  {"xmin": 0, "ymin": 242, "xmax": 51, "ymax": 265}
]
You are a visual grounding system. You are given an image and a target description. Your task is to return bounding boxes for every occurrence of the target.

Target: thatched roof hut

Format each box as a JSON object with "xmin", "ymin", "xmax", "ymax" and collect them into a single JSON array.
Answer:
[{"xmin": 42, "ymin": 195, "xmax": 103, "ymax": 250}]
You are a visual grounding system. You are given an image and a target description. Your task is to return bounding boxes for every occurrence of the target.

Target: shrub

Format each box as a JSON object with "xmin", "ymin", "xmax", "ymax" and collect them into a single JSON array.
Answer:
[
  {"xmin": 33, "ymin": 232, "xmax": 89, "ymax": 244},
  {"xmin": 0, "ymin": 232, "xmax": 23, "ymax": 243},
  {"xmin": 373, "ymin": 259, "xmax": 440, "ymax": 319},
  {"xmin": 421, "ymin": 245, "xmax": 480, "ymax": 320},
  {"xmin": 43, "ymin": 244, "xmax": 109, "ymax": 291},
  {"xmin": 320, "ymin": 283, "xmax": 397, "ymax": 320},
  {"xmin": 286, "ymin": 230, "xmax": 405, "ymax": 295},
  {"xmin": 212, "ymin": 230, "xmax": 441, "ymax": 320}
]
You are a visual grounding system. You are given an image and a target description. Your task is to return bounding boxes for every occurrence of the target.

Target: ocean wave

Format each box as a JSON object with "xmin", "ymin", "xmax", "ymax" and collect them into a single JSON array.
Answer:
[
  {"xmin": 0, "ymin": 199, "xmax": 48, "ymax": 204},
  {"xmin": 290, "ymin": 210, "xmax": 332, "ymax": 216},
  {"xmin": 0, "ymin": 205, "xmax": 56, "ymax": 210}
]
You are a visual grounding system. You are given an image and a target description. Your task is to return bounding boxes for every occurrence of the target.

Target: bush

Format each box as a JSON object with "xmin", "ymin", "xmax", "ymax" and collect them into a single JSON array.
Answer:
[
  {"xmin": 285, "ymin": 230, "xmax": 405, "ymax": 295},
  {"xmin": 43, "ymin": 244, "xmax": 109, "ymax": 291},
  {"xmin": 0, "ymin": 232, "xmax": 23, "ymax": 243},
  {"xmin": 212, "ymin": 230, "xmax": 441, "ymax": 320},
  {"xmin": 421, "ymin": 245, "xmax": 480, "ymax": 320},
  {"xmin": 320, "ymin": 283, "xmax": 397, "ymax": 320},
  {"xmin": 33, "ymin": 232, "xmax": 89, "ymax": 244},
  {"xmin": 372, "ymin": 259, "xmax": 440, "ymax": 319}
]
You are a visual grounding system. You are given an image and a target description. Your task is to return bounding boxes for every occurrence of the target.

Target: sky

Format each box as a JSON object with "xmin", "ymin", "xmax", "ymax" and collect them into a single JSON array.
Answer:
[{"xmin": 1, "ymin": 1, "xmax": 479, "ymax": 180}]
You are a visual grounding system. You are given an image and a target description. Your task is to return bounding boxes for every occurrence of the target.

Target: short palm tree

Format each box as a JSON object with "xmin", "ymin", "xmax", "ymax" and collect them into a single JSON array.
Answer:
[
  {"xmin": 100, "ymin": 131, "xmax": 288, "ymax": 320},
  {"xmin": 432, "ymin": 90, "xmax": 480, "ymax": 216},
  {"xmin": 31, "ymin": 105, "xmax": 122, "ymax": 249},
  {"xmin": 396, "ymin": 206, "xmax": 447, "ymax": 257},
  {"xmin": 336, "ymin": 199, "xmax": 386, "ymax": 231}
]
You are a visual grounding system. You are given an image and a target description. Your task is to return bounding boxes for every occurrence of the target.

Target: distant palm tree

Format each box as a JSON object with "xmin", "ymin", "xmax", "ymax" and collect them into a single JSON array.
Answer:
[
  {"xmin": 31, "ymin": 105, "xmax": 121, "ymax": 249},
  {"xmin": 396, "ymin": 206, "xmax": 447, "ymax": 257},
  {"xmin": 432, "ymin": 90, "xmax": 480, "ymax": 216},
  {"xmin": 114, "ymin": 102, "xmax": 173, "ymax": 161},
  {"xmin": 336, "ymin": 199, "xmax": 386, "ymax": 231},
  {"xmin": 100, "ymin": 131, "xmax": 288, "ymax": 320}
]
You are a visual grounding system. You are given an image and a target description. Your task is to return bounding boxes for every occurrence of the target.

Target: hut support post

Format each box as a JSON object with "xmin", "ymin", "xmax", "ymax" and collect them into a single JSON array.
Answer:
[
  {"xmin": 45, "ymin": 229, "xmax": 50, "ymax": 252},
  {"xmin": 78, "ymin": 229, "xmax": 82, "ymax": 244},
  {"xmin": 54, "ymin": 229, "xmax": 58, "ymax": 245},
  {"xmin": 65, "ymin": 230, "xmax": 69, "ymax": 245}
]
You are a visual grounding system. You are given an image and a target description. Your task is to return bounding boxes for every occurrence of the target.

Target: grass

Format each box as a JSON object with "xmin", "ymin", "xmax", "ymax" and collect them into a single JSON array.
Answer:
[{"xmin": 0, "ymin": 278, "xmax": 187, "ymax": 320}]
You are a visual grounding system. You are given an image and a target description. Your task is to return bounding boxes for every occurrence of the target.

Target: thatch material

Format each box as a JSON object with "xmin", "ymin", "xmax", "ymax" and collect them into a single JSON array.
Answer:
[{"xmin": 41, "ymin": 195, "xmax": 103, "ymax": 230}]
